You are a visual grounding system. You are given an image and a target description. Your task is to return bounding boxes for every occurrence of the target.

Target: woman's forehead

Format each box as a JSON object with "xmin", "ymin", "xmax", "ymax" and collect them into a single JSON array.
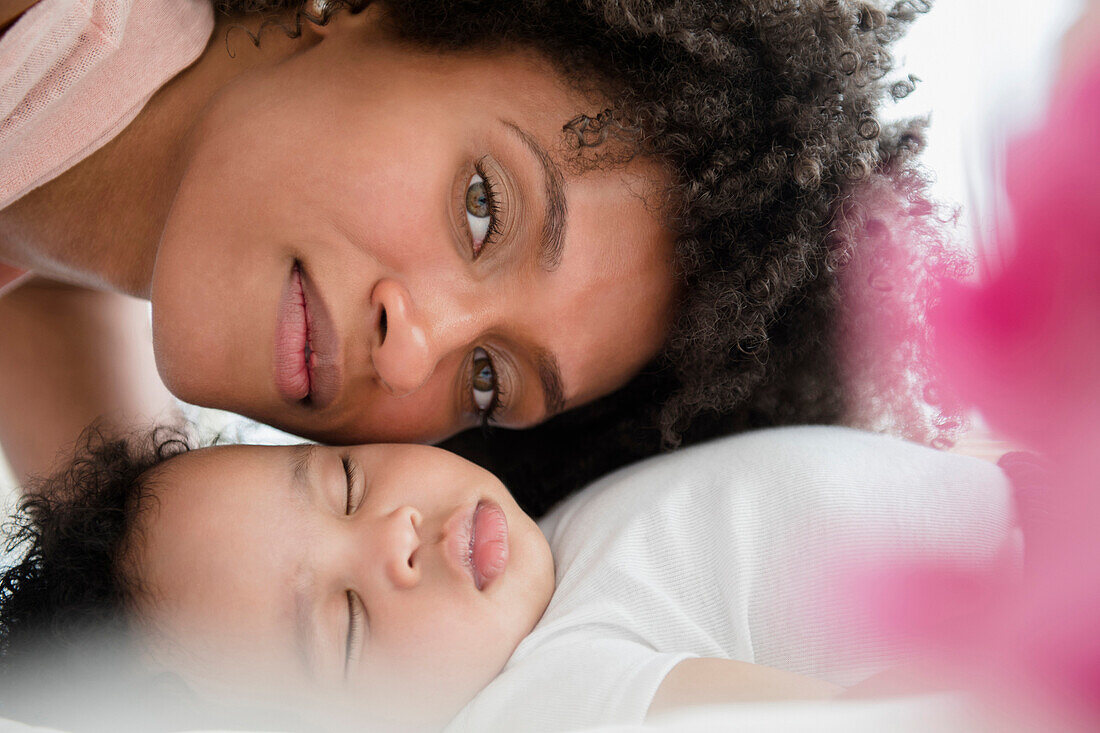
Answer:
[{"xmin": 322, "ymin": 17, "xmax": 608, "ymax": 154}]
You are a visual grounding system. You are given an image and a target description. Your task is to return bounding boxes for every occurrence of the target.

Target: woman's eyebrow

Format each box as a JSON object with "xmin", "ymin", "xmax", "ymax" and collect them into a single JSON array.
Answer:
[
  {"xmin": 498, "ymin": 120, "xmax": 569, "ymax": 416},
  {"xmin": 499, "ymin": 120, "xmax": 567, "ymax": 272},
  {"xmin": 534, "ymin": 345, "xmax": 566, "ymax": 417}
]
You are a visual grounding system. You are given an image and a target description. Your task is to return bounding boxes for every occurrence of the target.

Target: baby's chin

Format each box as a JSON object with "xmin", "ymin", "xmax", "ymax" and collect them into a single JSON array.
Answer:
[
  {"xmin": 298, "ymin": 672, "xmax": 499, "ymax": 732},
  {"xmin": 145, "ymin": 630, "xmax": 527, "ymax": 732},
  {"xmin": 173, "ymin": 614, "xmax": 540, "ymax": 729}
]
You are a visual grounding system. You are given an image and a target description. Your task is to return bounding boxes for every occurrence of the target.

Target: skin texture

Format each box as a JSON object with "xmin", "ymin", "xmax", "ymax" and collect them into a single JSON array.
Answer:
[
  {"xmin": 130, "ymin": 442, "xmax": 555, "ymax": 729},
  {"xmin": 0, "ymin": 262, "xmax": 27, "ymax": 295},
  {"xmin": 0, "ymin": 5, "xmax": 676, "ymax": 447},
  {"xmin": 122, "ymin": 439, "xmax": 842, "ymax": 730},
  {"xmin": 0, "ymin": 280, "xmax": 175, "ymax": 483},
  {"xmin": 649, "ymin": 657, "xmax": 840, "ymax": 716},
  {"xmin": 152, "ymin": 9, "xmax": 676, "ymax": 443}
]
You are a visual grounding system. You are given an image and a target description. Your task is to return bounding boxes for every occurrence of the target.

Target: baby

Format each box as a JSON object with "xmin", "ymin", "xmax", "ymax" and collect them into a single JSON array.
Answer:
[{"xmin": 0, "ymin": 426, "xmax": 1017, "ymax": 732}]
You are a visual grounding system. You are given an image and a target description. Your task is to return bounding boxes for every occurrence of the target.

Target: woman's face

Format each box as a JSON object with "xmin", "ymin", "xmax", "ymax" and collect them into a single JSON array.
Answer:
[
  {"xmin": 151, "ymin": 8, "xmax": 677, "ymax": 444},
  {"xmin": 131, "ymin": 443, "xmax": 555, "ymax": 728}
]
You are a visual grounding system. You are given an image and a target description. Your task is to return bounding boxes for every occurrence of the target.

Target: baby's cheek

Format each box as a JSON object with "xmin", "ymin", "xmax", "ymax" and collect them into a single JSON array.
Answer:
[{"xmin": 356, "ymin": 616, "xmax": 513, "ymax": 721}]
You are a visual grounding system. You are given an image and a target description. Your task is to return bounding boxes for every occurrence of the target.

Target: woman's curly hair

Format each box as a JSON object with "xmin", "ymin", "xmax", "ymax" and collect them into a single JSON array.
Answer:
[{"xmin": 217, "ymin": 0, "xmax": 961, "ymax": 515}]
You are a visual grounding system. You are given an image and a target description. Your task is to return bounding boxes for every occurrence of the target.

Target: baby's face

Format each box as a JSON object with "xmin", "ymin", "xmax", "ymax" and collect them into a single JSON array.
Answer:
[{"xmin": 129, "ymin": 443, "xmax": 554, "ymax": 728}]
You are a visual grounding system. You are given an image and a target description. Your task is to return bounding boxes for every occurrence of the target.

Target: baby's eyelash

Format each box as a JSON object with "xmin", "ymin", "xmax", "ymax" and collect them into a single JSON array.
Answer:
[
  {"xmin": 342, "ymin": 455, "xmax": 357, "ymax": 515},
  {"xmin": 345, "ymin": 590, "xmax": 364, "ymax": 678}
]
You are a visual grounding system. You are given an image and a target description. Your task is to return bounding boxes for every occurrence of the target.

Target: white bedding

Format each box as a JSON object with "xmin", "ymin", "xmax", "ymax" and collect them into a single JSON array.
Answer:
[{"xmin": 0, "ymin": 694, "xmax": 989, "ymax": 733}]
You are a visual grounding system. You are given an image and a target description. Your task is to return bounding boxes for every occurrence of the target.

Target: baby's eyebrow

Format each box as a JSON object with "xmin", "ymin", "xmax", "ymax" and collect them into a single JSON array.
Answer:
[
  {"xmin": 286, "ymin": 445, "xmax": 321, "ymax": 678},
  {"xmin": 290, "ymin": 444, "xmax": 318, "ymax": 500},
  {"xmin": 293, "ymin": 563, "xmax": 321, "ymax": 681}
]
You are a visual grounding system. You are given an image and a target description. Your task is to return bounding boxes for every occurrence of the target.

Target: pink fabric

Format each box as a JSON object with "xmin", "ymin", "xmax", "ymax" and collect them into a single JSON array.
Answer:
[{"xmin": 0, "ymin": 0, "xmax": 214, "ymax": 210}]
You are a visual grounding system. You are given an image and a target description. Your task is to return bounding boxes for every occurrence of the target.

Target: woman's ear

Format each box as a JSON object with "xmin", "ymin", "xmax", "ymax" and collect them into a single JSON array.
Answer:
[{"xmin": 300, "ymin": 0, "xmax": 382, "ymax": 40}]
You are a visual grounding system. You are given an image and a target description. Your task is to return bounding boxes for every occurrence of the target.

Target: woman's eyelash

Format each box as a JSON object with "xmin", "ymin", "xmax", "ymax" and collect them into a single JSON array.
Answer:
[
  {"xmin": 345, "ymin": 590, "xmax": 365, "ymax": 678},
  {"xmin": 472, "ymin": 160, "xmax": 504, "ymax": 249},
  {"xmin": 471, "ymin": 347, "xmax": 506, "ymax": 427},
  {"xmin": 479, "ymin": 383, "xmax": 505, "ymax": 428}
]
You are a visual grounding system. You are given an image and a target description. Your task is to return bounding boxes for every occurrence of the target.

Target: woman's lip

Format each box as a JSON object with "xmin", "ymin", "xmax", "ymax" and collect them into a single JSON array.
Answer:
[
  {"xmin": 273, "ymin": 265, "xmax": 310, "ymax": 403},
  {"xmin": 444, "ymin": 501, "xmax": 509, "ymax": 591},
  {"xmin": 297, "ymin": 266, "xmax": 342, "ymax": 410},
  {"xmin": 273, "ymin": 263, "xmax": 342, "ymax": 409}
]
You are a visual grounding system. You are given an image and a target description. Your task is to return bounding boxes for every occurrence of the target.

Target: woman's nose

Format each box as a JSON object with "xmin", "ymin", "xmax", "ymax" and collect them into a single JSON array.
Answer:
[
  {"xmin": 370, "ymin": 279, "xmax": 435, "ymax": 397},
  {"xmin": 379, "ymin": 505, "xmax": 423, "ymax": 589}
]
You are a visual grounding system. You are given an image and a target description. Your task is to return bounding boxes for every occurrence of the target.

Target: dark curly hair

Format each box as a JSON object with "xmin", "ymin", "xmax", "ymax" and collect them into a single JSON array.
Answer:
[
  {"xmin": 0, "ymin": 427, "xmax": 186, "ymax": 660},
  {"xmin": 0, "ymin": 428, "xmax": 188, "ymax": 730},
  {"xmin": 0, "ymin": 427, "xmax": 303, "ymax": 731},
  {"xmin": 217, "ymin": 0, "xmax": 960, "ymax": 515}
]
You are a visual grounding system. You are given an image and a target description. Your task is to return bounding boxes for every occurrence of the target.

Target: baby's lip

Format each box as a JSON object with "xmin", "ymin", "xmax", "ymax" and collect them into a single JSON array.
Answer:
[
  {"xmin": 443, "ymin": 501, "xmax": 509, "ymax": 591},
  {"xmin": 471, "ymin": 502, "xmax": 509, "ymax": 590}
]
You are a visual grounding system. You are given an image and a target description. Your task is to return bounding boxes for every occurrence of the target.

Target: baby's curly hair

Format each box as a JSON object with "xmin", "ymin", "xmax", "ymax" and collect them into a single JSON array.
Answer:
[
  {"xmin": 0, "ymin": 428, "xmax": 193, "ymax": 729},
  {"xmin": 0, "ymin": 427, "xmax": 302, "ymax": 730},
  {"xmin": 218, "ymin": 0, "xmax": 959, "ymax": 514}
]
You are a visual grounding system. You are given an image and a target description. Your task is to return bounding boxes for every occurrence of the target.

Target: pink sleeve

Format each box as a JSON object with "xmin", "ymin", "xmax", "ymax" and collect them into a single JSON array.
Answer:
[{"xmin": 0, "ymin": 0, "xmax": 214, "ymax": 210}]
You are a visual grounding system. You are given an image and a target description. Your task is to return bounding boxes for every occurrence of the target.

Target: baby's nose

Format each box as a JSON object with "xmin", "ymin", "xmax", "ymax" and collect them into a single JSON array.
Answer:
[{"xmin": 381, "ymin": 505, "xmax": 423, "ymax": 589}]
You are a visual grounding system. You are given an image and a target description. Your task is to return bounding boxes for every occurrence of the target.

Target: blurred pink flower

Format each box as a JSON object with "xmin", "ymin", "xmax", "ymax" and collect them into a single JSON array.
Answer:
[
  {"xmin": 935, "ymin": 59, "xmax": 1100, "ymax": 463},
  {"xmin": 918, "ymin": 53, "xmax": 1100, "ymax": 727},
  {"xmin": 836, "ymin": 46, "xmax": 1100, "ymax": 730}
]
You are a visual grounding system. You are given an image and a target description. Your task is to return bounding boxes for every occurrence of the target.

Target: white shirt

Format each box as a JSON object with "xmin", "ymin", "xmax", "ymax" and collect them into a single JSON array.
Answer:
[{"xmin": 448, "ymin": 427, "xmax": 1017, "ymax": 732}]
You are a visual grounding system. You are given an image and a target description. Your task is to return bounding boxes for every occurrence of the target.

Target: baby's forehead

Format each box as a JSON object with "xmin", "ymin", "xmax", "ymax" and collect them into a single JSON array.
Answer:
[
  {"xmin": 133, "ymin": 445, "xmax": 300, "ymax": 553},
  {"xmin": 150, "ymin": 440, "xmax": 509, "ymax": 488},
  {"xmin": 130, "ymin": 448, "xmax": 311, "ymax": 610},
  {"xmin": 148, "ymin": 442, "xmax": 305, "ymax": 483}
]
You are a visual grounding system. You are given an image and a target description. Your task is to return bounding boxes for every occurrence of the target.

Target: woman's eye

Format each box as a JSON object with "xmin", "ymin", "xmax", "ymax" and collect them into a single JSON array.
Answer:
[
  {"xmin": 464, "ymin": 171, "xmax": 498, "ymax": 258},
  {"xmin": 342, "ymin": 455, "xmax": 363, "ymax": 515},
  {"xmin": 471, "ymin": 347, "xmax": 498, "ymax": 415}
]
